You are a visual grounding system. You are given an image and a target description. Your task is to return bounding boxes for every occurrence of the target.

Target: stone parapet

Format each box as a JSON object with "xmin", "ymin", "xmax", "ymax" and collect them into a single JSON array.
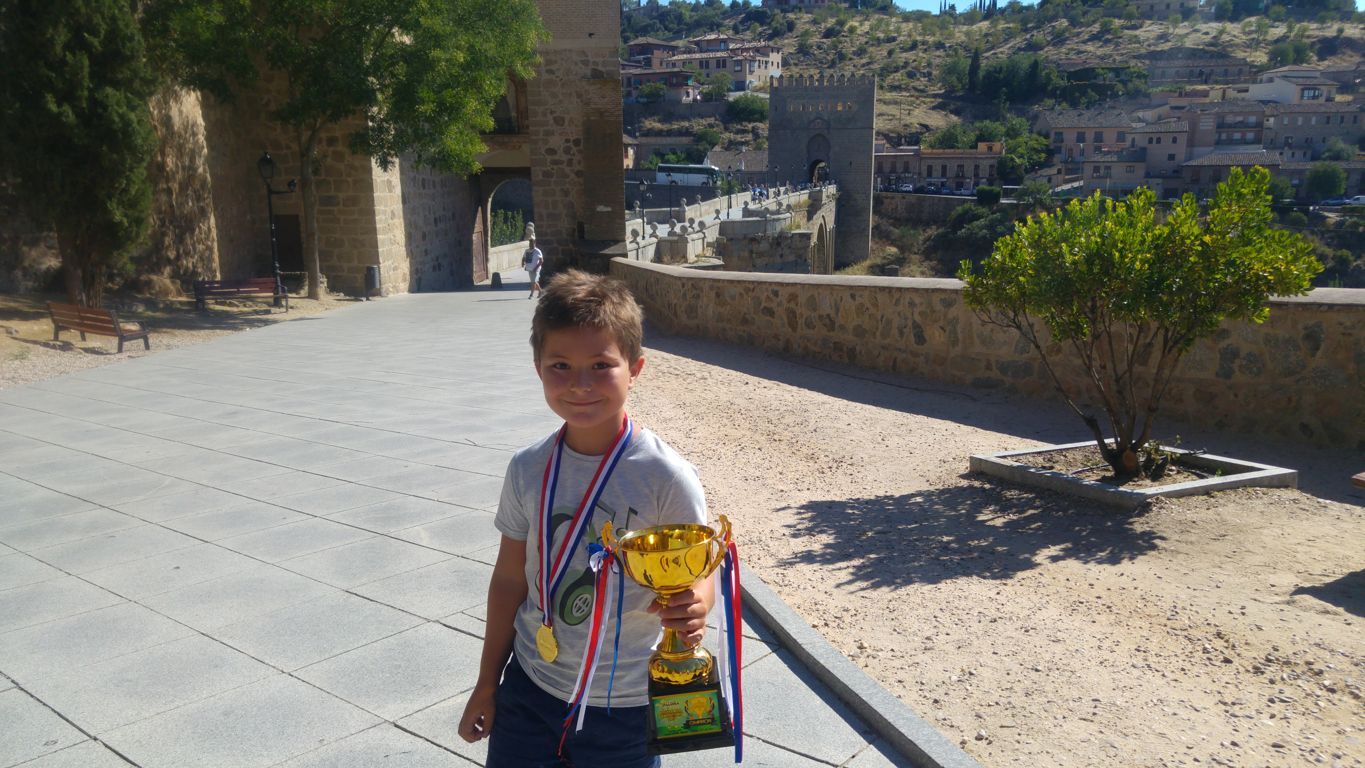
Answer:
[{"xmin": 610, "ymin": 260, "xmax": 1365, "ymax": 449}]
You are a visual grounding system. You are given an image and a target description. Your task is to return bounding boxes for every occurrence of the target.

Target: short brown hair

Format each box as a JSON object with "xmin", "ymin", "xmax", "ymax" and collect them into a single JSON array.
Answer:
[{"xmin": 531, "ymin": 270, "xmax": 644, "ymax": 363}]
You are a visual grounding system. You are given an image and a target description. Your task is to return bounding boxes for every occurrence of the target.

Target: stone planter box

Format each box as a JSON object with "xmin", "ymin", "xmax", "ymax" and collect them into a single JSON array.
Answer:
[{"xmin": 969, "ymin": 441, "xmax": 1298, "ymax": 510}]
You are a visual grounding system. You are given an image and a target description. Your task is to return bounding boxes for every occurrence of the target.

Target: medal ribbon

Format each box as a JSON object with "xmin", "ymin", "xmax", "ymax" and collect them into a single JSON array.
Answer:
[
  {"xmin": 716, "ymin": 541, "xmax": 744, "ymax": 763},
  {"xmin": 559, "ymin": 541, "xmax": 625, "ymax": 754},
  {"xmin": 537, "ymin": 415, "xmax": 633, "ymax": 632}
]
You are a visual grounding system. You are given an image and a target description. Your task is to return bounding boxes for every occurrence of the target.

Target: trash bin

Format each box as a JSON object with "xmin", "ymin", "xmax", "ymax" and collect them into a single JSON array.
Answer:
[{"xmin": 364, "ymin": 265, "xmax": 381, "ymax": 300}]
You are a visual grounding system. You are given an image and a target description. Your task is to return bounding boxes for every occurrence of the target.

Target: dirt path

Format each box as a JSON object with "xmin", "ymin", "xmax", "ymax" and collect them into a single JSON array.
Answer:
[{"xmin": 629, "ymin": 335, "xmax": 1364, "ymax": 768}]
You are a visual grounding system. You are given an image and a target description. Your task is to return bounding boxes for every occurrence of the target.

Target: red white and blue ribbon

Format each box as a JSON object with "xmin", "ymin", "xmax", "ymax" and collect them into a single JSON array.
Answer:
[
  {"xmin": 559, "ymin": 540, "xmax": 626, "ymax": 752},
  {"xmin": 537, "ymin": 415, "xmax": 633, "ymax": 635},
  {"xmin": 716, "ymin": 540, "xmax": 744, "ymax": 763}
]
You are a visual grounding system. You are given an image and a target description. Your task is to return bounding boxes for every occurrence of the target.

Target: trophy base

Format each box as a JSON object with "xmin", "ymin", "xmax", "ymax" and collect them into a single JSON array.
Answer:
[{"xmin": 645, "ymin": 675, "xmax": 735, "ymax": 755}]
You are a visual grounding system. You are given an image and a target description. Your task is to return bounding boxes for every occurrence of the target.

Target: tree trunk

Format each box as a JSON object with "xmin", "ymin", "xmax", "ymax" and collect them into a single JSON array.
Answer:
[
  {"xmin": 299, "ymin": 133, "xmax": 321, "ymax": 300},
  {"xmin": 57, "ymin": 231, "xmax": 84, "ymax": 306}
]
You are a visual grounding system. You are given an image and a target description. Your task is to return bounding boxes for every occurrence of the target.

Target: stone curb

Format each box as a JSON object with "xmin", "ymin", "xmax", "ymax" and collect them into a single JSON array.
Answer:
[{"xmin": 739, "ymin": 563, "xmax": 983, "ymax": 768}]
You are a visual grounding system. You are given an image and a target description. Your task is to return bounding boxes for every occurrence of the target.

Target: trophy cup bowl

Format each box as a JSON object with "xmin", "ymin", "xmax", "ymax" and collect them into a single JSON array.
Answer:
[{"xmin": 605, "ymin": 516, "xmax": 732, "ymax": 687}]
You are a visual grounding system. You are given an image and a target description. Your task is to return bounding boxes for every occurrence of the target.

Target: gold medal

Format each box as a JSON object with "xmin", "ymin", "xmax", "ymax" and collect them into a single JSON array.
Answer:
[{"xmin": 536, "ymin": 623, "xmax": 558, "ymax": 663}]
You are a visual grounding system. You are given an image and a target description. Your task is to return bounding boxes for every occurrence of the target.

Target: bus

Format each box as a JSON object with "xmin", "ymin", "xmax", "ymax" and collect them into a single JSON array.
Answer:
[{"xmin": 655, "ymin": 164, "xmax": 721, "ymax": 186}]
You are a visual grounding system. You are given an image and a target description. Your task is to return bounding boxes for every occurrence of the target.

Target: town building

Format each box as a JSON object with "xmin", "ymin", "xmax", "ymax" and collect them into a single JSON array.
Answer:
[
  {"xmin": 1247, "ymin": 66, "xmax": 1341, "ymax": 104},
  {"xmin": 1035, "ymin": 109, "xmax": 1135, "ymax": 165},
  {"xmin": 872, "ymin": 141, "xmax": 1004, "ymax": 191},
  {"xmin": 1263, "ymin": 102, "xmax": 1365, "ymax": 157},
  {"xmin": 1127, "ymin": 120, "xmax": 1190, "ymax": 180},
  {"xmin": 1134, "ymin": 0, "xmax": 1198, "ymax": 19},
  {"xmin": 662, "ymin": 34, "xmax": 783, "ymax": 91},
  {"xmin": 762, "ymin": 0, "xmax": 834, "ymax": 6},
  {"xmin": 1145, "ymin": 47, "xmax": 1252, "ymax": 86},
  {"xmin": 624, "ymin": 37, "xmax": 683, "ymax": 69},
  {"xmin": 1180, "ymin": 150, "xmax": 1283, "ymax": 198},
  {"xmin": 621, "ymin": 68, "xmax": 699, "ymax": 104},
  {"xmin": 1082, "ymin": 148, "xmax": 1148, "ymax": 195},
  {"xmin": 1185, "ymin": 100, "xmax": 1267, "ymax": 156}
]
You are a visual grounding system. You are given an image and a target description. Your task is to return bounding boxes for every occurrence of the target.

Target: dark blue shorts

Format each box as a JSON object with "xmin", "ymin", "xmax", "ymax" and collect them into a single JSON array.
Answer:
[{"xmin": 486, "ymin": 655, "xmax": 661, "ymax": 768}]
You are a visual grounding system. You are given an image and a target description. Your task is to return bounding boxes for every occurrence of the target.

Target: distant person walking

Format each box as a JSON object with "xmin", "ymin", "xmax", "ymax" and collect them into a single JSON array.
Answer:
[{"xmin": 521, "ymin": 238, "xmax": 544, "ymax": 299}]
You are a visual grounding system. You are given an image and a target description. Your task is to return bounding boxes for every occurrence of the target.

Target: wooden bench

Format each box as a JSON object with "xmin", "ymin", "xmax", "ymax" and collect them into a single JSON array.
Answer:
[
  {"xmin": 47, "ymin": 302, "xmax": 150, "ymax": 353},
  {"xmin": 193, "ymin": 277, "xmax": 288, "ymax": 312}
]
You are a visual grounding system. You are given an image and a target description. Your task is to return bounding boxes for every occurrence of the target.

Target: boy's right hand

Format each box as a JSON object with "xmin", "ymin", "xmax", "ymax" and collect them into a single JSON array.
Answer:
[{"xmin": 458, "ymin": 684, "xmax": 498, "ymax": 743}]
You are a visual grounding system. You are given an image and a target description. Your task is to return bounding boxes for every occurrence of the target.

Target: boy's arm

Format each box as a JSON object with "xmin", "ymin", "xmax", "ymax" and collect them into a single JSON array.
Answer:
[{"xmin": 458, "ymin": 536, "xmax": 529, "ymax": 742}]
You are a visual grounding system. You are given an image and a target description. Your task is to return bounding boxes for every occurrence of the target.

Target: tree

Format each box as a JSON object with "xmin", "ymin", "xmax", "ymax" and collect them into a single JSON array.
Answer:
[
  {"xmin": 1267, "ymin": 175, "xmax": 1296, "ymax": 202},
  {"xmin": 1015, "ymin": 179, "xmax": 1055, "ymax": 211},
  {"xmin": 1320, "ymin": 137, "xmax": 1354, "ymax": 162},
  {"xmin": 967, "ymin": 47, "xmax": 982, "ymax": 94},
  {"xmin": 700, "ymin": 73, "xmax": 732, "ymax": 102},
  {"xmin": 1306, "ymin": 162, "xmax": 1346, "ymax": 201},
  {"xmin": 637, "ymin": 82, "xmax": 668, "ymax": 105},
  {"xmin": 147, "ymin": 0, "xmax": 545, "ymax": 299},
  {"xmin": 0, "ymin": 0, "xmax": 158, "ymax": 306},
  {"xmin": 957, "ymin": 168, "xmax": 1319, "ymax": 479},
  {"xmin": 726, "ymin": 93, "xmax": 768, "ymax": 123}
]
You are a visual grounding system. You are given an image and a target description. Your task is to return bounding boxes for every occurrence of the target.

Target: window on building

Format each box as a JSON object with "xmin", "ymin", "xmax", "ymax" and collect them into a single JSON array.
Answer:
[
  {"xmin": 1053, "ymin": 131, "xmax": 1063, "ymax": 143},
  {"xmin": 1076, "ymin": 131, "xmax": 1086, "ymax": 143},
  {"xmin": 1147, "ymin": 137, "xmax": 1154, "ymax": 145},
  {"xmin": 1126, "ymin": 165, "xmax": 1135, "ymax": 173},
  {"xmin": 956, "ymin": 164, "xmax": 965, "ymax": 177},
  {"xmin": 1093, "ymin": 166, "xmax": 1103, "ymax": 177},
  {"xmin": 876, "ymin": 162, "xmax": 883, "ymax": 173},
  {"xmin": 1093, "ymin": 130, "xmax": 1104, "ymax": 143},
  {"xmin": 973, "ymin": 164, "xmax": 980, "ymax": 177},
  {"xmin": 1156, "ymin": 137, "xmax": 1163, "ymax": 144},
  {"xmin": 1117, "ymin": 132, "xmax": 1127, "ymax": 143},
  {"xmin": 902, "ymin": 160, "xmax": 909, "ymax": 172},
  {"xmin": 1167, "ymin": 153, "xmax": 1176, "ymax": 161}
]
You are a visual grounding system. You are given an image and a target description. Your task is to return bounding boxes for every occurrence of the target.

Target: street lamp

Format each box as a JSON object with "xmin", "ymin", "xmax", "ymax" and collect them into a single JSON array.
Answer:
[
  {"xmin": 257, "ymin": 151, "xmax": 295, "ymax": 307},
  {"xmin": 725, "ymin": 167, "xmax": 734, "ymax": 211},
  {"xmin": 665, "ymin": 172, "xmax": 677, "ymax": 212}
]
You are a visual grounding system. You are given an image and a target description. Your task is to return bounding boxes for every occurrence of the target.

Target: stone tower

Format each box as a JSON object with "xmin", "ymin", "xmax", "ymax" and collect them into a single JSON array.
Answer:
[{"xmin": 767, "ymin": 74, "xmax": 876, "ymax": 267}]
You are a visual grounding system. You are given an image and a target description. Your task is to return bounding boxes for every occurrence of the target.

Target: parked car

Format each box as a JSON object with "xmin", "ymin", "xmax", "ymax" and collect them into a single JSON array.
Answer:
[
  {"xmin": 921, "ymin": 184, "xmax": 939, "ymax": 195},
  {"xmin": 1348, "ymin": 195, "xmax": 1365, "ymax": 205},
  {"xmin": 1318, "ymin": 197, "xmax": 1347, "ymax": 206}
]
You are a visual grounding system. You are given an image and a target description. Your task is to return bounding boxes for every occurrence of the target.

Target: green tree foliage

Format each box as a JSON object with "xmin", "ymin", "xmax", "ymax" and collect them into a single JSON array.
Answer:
[
  {"xmin": 700, "ymin": 73, "xmax": 732, "ymax": 101},
  {"xmin": 976, "ymin": 185, "xmax": 1002, "ymax": 206},
  {"xmin": 693, "ymin": 127, "xmax": 724, "ymax": 154},
  {"xmin": 958, "ymin": 169, "xmax": 1319, "ymax": 478},
  {"xmin": 967, "ymin": 48, "xmax": 982, "ymax": 93},
  {"xmin": 1015, "ymin": 179, "xmax": 1056, "ymax": 211},
  {"xmin": 637, "ymin": 82, "xmax": 668, "ymax": 105},
  {"xmin": 1268, "ymin": 39, "xmax": 1312, "ymax": 65},
  {"xmin": 925, "ymin": 116, "xmax": 1047, "ymax": 184},
  {"xmin": 0, "ymin": 0, "xmax": 158, "ymax": 305},
  {"xmin": 1305, "ymin": 163, "xmax": 1346, "ymax": 200},
  {"xmin": 490, "ymin": 209, "xmax": 525, "ymax": 247},
  {"xmin": 146, "ymin": 0, "xmax": 544, "ymax": 299},
  {"xmin": 726, "ymin": 93, "xmax": 769, "ymax": 123},
  {"xmin": 1267, "ymin": 175, "xmax": 1297, "ymax": 202},
  {"xmin": 1320, "ymin": 137, "xmax": 1355, "ymax": 162}
]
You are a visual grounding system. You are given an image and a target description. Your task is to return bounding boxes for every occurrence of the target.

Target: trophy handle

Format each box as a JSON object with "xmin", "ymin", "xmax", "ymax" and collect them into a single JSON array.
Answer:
[
  {"xmin": 601, "ymin": 521, "xmax": 617, "ymax": 549},
  {"xmin": 701, "ymin": 515, "xmax": 732, "ymax": 581}
]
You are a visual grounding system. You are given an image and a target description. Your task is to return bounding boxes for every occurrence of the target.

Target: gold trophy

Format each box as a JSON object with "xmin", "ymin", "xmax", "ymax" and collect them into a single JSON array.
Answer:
[{"xmin": 604, "ymin": 515, "xmax": 735, "ymax": 754}]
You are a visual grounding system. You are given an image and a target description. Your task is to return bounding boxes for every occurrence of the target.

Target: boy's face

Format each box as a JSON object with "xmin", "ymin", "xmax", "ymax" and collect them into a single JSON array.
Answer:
[{"xmin": 536, "ymin": 326, "xmax": 644, "ymax": 453}]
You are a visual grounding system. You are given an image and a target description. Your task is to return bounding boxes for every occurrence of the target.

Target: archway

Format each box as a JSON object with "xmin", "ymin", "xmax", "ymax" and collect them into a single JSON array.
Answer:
[
  {"xmin": 489, "ymin": 178, "xmax": 534, "ymax": 249},
  {"xmin": 813, "ymin": 222, "xmax": 832, "ymax": 274},
  {"xmin": 471, "ymin": 206, "xmax": 488, "ymax": 284},
  {"xmin": 806, "ymin": 134, "xmax": 831, "ymax": 184}
]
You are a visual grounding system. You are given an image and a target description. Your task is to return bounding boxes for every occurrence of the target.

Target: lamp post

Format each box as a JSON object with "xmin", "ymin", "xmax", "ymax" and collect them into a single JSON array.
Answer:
[
  {"xmin": 725, "ymin": 167, "xmax": 734, "ymax": 211},
  {"xmin": 256, "ymin": 152, "xmax": 296, "ymax": 307},
  {"xmin": 665, "ymin": 171, "xmax": 677, "ymax": 212}
]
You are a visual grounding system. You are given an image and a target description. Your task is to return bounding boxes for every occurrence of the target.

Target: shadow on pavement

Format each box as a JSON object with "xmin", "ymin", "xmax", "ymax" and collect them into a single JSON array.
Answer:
[{"xmin": 1292, "ymin": 569, "xmax": 1365, "ymax": 618}]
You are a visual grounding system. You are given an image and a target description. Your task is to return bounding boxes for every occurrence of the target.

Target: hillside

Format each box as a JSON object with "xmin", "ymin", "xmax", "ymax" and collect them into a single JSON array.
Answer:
[{"xmin": 625, "ymin": 6, "xmax": 1365, "ymax": 142}]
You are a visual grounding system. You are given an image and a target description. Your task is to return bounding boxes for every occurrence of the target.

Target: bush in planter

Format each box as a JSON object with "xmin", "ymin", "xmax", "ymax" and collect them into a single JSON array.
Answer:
[{"xmin": 957, "ymin": 168, "xmax": 1320, "ymax": 479}]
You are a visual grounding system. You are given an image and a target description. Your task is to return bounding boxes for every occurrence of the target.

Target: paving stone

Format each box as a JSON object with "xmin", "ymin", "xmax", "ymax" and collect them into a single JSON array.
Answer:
[
  {"xmin": 327, "ymin": 496, "xmax": 464, "ymax": 534},
  {"xmin": 735, "ymin": 650, "xmax": 875, "ymax": 765},
  {"xmin": 0, "ymin": 552, "xmax": 64, "ymax": 591},
  {"xmin": 440, "ymin": 612, "xmax": 486, "ymax": 639},
  {"xmin": 160, "ymin": 500, "xmax": 310, "ymax": 541},
  {"xmin": 0, "ymin": 688, "xmax": 89, "ymax": 766},
  {"xmin": 279, "ymin": 536, "xmax": 451, "ymax": 589},
  {"xmin": 214, "ymin": 591, "xmax": 424, "ymax": 672},
  {"xmin": 397, "ymin": 691, "xmax": 489, "ymax": 766},
  {"xmin": 294, "ymin": 622, "xmax": 483, "ymax": 720},
  {"xmin": 427, "ymin": 475, "xmax": 506, "ymax": 509},
  {"xmin": 273, "ymin": 723, "xmax": 471, "ymax": 768},
  {"xmin": 22, "ymin": 634, "xmax": 275, "ymax": 733},
  {"xmin": 271, "ymin": 484, "xmax": 404, "ymax": 515},
  {"xmin": 100, "ymin": 673, "xmax": 380, "ymax": 768},
  {"xmin": 389, "ymin": 511, "xmax": 502, "ymax": 555},
  {"xmin": 142, "ymin": 564, "xmax": 335, "ymax": 631},
  {"xmin": 661, "ymin": 737, "xmax": 830, "ymax": 767},
  {"xmin": 0, "ymin": 485, "xmax": 101, "ymax": 528},
  {"xmin": 10, "ymin": 739, "xmax": 135, "ymax": 767},
  {"xmin": 215, "ymin": 518, "xmax": 375, "ymax": 563},
  {"xmin": 29, "ymin": 524, "xmax": 201, "ymax": 575},
  {"xmin": 0, "ymin": 602, "xmax": 195, "ymax": 683},
  {"xmin": 45, "ymin": 473, "xmax": 200, "ymax": 508},
  {"xmin": 0, "ymin": 576, "xmax": 124, "ymax": 634},
  {"xmin": 81, "ymin": 543, "xmax": 258, "ymax": 600},
  {"xmin": 352, "ymin": 557, "xmax": 492, "ymax": 619},
  {"xmin": 0, "ymin": 509, "xmax": 144, "ymax": 552},
  {"xmin": 464, "ymin": 544, "xmax": 500, "ymax": 566},
  {"xmin": 208, "ymin": 469, "xmax": 346, "ymax": 501},
  {"xmin": 363, "ymin": 464, "xmax": 485, "ymax": 496},
  {"xmin": 845, "ymin": 740, "xmax": 915, "ymax": 767},
  {"xmin": 109, "ymin": 485, "xmax": 254, "ymax": 523}
]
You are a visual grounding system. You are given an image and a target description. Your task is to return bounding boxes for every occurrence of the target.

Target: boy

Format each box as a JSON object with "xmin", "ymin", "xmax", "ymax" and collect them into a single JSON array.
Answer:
[{"xmin": 459, "ymin": 270, "xmax": 715, "ymax": 767}]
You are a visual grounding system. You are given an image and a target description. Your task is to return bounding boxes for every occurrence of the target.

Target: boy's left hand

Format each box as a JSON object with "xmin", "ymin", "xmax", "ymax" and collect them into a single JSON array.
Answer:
[{"xmin": 649, "ymin": 588, "xmax": 708, "ymax": 646}]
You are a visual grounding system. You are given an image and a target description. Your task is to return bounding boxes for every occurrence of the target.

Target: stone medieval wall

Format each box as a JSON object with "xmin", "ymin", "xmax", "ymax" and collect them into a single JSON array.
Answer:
[
  {"xmin": 399, "ymin": 160, "xmax": 476, "ymax": 293},
  {"xmin": 610, "ymin": 260, "xmax": 1365, "ymax": 449},
  {"xmin": 526, "ymin": 0, "xmax": 626, "ymax": 272}
]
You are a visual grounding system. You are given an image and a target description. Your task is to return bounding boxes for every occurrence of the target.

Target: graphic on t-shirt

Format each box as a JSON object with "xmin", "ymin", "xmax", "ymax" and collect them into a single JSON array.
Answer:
[{"xmin": 550, "ymin": 500, "xmax": 641, "ymax": 626}]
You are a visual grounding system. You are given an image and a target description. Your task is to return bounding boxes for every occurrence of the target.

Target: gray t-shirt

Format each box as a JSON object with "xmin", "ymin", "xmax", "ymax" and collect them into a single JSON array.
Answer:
[{"xmin": 494, "ymin": 426, "xmax": 707, "ymax": 707}]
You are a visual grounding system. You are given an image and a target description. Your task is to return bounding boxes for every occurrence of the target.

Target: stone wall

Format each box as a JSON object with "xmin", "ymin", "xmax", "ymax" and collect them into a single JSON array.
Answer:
[
  {"xmin": 610, "ymin": 260, "xmax": 1365, "ymax": 449},
  {"xmin": 400, "ymin": 160, "xmax": 475, "ymax": 293},
  {"xmin": 715, "ymin": 231, "xmax": 814, "ymax": 273},
  {"xmin": 874, "ymin": 191, "xmax": 980, "ymax": 224}
]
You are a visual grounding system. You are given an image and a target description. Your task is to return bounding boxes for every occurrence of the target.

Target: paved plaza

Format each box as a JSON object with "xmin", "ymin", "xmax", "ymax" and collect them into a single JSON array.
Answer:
[{"xmin": 1, "ymin": 285, "xmax": 922, "ymax": 767}]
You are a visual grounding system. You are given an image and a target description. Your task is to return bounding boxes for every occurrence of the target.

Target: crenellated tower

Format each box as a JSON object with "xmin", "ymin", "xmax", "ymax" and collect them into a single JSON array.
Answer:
[{"xmin": 767, "ymin": 73, "xmax": 876, "ymax": 267}]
